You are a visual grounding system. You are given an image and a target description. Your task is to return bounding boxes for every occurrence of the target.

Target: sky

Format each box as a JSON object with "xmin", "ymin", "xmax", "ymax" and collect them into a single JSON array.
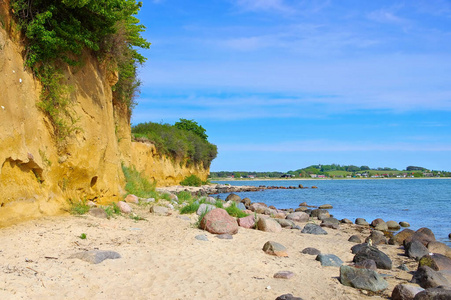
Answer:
[{"xmin": 133, "ymin": 0, "xmax": 451, "ymax": 172}]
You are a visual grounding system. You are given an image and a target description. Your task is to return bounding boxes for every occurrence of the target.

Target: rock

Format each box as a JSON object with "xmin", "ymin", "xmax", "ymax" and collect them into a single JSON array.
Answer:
[
  {"xmin": 417, "ymin": 228, "xmax": 436, "ymax": 240},
  {"xmin": 241, "ymin": 197, "xmax": 251, "ymax": 207},
  {"xmin": 286, "ymin": 212, "xmax": 309, "ymax": 222},
  {"xmin": 320, "ymin": 222, "xmax": 339, "ymax": 230},
  {"xmin": 353, "ymin": 244, "xmax": 392, "ymax": 270},
  {"xmin": 124, "ymin": 194, "xmax": 139, "ymax": 204},
  {"xmin": 200, "ymin": 208, "xmax": 239, "ymax": 235},
  {"xmin": 411, "ymin": 266, "xmax": 450, "ymax": 289},
  {"xmin": 319, "ymin": 204, "xmax": 333, "ymax": 209},
  {"xmin": 406, "ymin": 239, "xmax": 430, "ymax": 260},
  {"xmin": 197, "ymin": 203, "xmax": 216, "ymax": 215},
  {"xmin": 413, "ymin": 287, "xmax": 451, "ymax": 300},
  {"xmin": 316, "ymin": 254, "xmax": 343, "ymax": 267},
  {"xmin": 427, "ymin": 241, "xmax": 451, "ymax": 259},
  {"xmin": 366, "ymin": 230, "xmax": 388, "ymax": 245},
  {"xmin": 89, "ymin": 207, "xmax": 108, "ymax": 219},
  {"xmin": 371, "ymin": 218, "xmax": 386, "ymax": 227},
  {"xmin": 144, "ymin": 197, "xmax": 156, "ymax": 203},
  {"xmin": 249, "ymin": 202, "xmax": 267, "ymax": 214},
  {"xmin": 275, "ymin": 294, "xmax": 303, "ymax": 300},
  {"xmin": 195, "ymin": 234, "xmax": 209, "ymax": 241},
  {"xmin": 355, "ymin": 259, "xmax": 377, "ymax": 271},
  {"xmin": 321, "ymin": 217, "xmax": 339, "ymax": 225},
  {"xmin": 299, "ymin": 202, "xmax": 308, "ymax": 206},
  {"xmin": 398, "ymin": 264, "xmax": 410, "ymax": 271},
  {"xmin": 351, "ymin": 243, "xmax": 369, "ymax": 254},
  {"xmin": 341, "ymin": 218, "xmax": 353, "ymax": 224},
  {"xmin": 70, "ymin": 250, "xmax": 121, "ymax": 264},
  {"xmin": 418, "ymin": 254, "xmax": 451, "ymax": 272},
  {"xmin": 390, "ymin": 229, "xmax": 415, "ymax": 245},
  {"xmin": 310, "ymin": 209, "xmax": 330, "ymax": 219},
  {"xmin": 274, "ymin": 271, "xmax": 295, "ymax": 279},
  {"xmin": 276, "ymin": 218, "xmax": 296, "ymax": 228},
  {"xmin": 149, "ymin": 205, "xmax": 171, "ymax": 216},
  {"xmin": 225, "ymin": 193, "xmax": 241, "ymax": 202},
  {"xmin": 374, "ymin": 222, "xmax": 389, "ymax": 231},
  {"xmin": 216, "ymin": 234, "xmax": 233, "ymax": 240},
  {"xmin": 117, "ymin": 201, "xmax": 132, "ymax": 214},
  {"xmin": 387, "ymin": 220, "xmax": 401, "ymax": 230},
  {"xmin": 400, "ymin": 221, "xmax": 411, "ymax": 227},
  {"xmin": 237, "ymin": 202, "xmax": 246, "ymax": 211},
  {"xmin": 355, "ymin": 218, "xmax": 369, "ymax": 226},
  {"xmin": 301, "ymin": 223, "xmax": 327, "ymax": 235},
  {"xmin": 177, "ymin": 215, "xmax": 191, "ymax": 221},
  {"xmin": 295, "ymin": 207, "xmax": 308, "ymax": 212},
  {"xmin": 262, "ymin": 241, "xmax": 288, "ymax": 257},
  {"xmin": 339, "ymin": 265, "xmax": 388, "ymax": 292},
  {"xmin": 391, "ymin": 284, "xmax": 424, "ymax": 300},
  {"xmin": 405, "ymin": 231, "xmax": 436, "ymax": 247},
  {"xmin": 348, "ymin": 235, "xmax": 362, "ymax": 243},
  {"xmin": 301, "ymin": 247, "xmax": 321, "ymax": 256},
  {"xmin": 257, "ymin": 218, "xmax": 283, "ymax": 233},
  {"xmin": 238, "ymin": 215, "xmax": 256, "ymax": 229}
]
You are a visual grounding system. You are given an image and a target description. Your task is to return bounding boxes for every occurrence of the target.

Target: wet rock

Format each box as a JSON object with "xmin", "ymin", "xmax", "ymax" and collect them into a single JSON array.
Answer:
[
  {"xmin": 301, "ymin": 223, "xmax": 327, "ymax": 235},
  {"xmin": 257, "ymin": 218, "xmax": 283, "ymax": 233},
  {"xmin": 89, "ymin": 207, "xmax": 108, "ymax": 219},
  {"xmin": 316, "ymin": 254, "xmax": 343, "ymax": 267},
  {"xmin": 286, "ymin": 212, "xmax": 309, "ymax": 223},
  {"xmin": 400, "ymin": 221, "xmax": 411, "ymax": 227},
  {"xmin": 241, "ymin": 197, "xmax": 251, "ymax": 207},
  {"xmin": 387, "ymin": 220, "xmax": 401, "ymax": 230},
  {"xmin": 340, "ymin": 265, "xmax": 388, "ymax": 292},
  {"xmin": 413, "ymin": 287, "xmax": 451, "ymax": 300},
  {"xmin": 124, "ymin": 194, "xmax": 139, "ymax": 204},
  {"xmin": 411, "ymin": 266, "xmax": 450, "ymax": 289},
  {"xmin": 117, "ymin": 201, "xmax": 132, "ymax": 214},
  {"xmin": 238, "ymin": 214, "xmax": 256, "ymax": 229},
  {"xmin": 371, "ymin": 218, "xmax": 385, "ymax": 227},
  {"xmin": 418, "ymin": 254, "xmax": 451, "ymax": 272},
  {"xmin": 390, "ymin": 229, "xmax": 415, "ymax": 245},
  {"xmin": 353, "ymin": 244, "xmax": 392, "ymax": 270},
  {"xmin": 301, "ymin": 247, "xmax": 321, "ymax": 256},
  {"xmin": 348, "ymin": 235, "xmax": 362, "ymax": 243},
  {"xmin": 274, "ymin": 271, "xmax": 295, "ymax": 279},
  {"xmin": 319, "ymin": 204, "xmax": 333, "ymax": 209},
  {"xmin": 200, "ymin": 208, "xmax": 239, "ymax": 235},
  {"xmin": 263, "ymin": 241, "xmax": 288, "ymax": 257},
  {"xmin": 225, "ymin": 193, "xmax": 241, "ymax": 202},
  {"xmin": 70, "ymin": 250, "xmax": 121, "ymax": 264},
  {"xmin": 355, "ymin": 218, "xmax": 369, "ymax": 226},
  {"xmin": 405, "ymin": 239, "xmax": 430, "ymax": 260},
  {"xmin": 355, "ymin": 259, "xmax": 377, "ymax": 271},
  {"xmin": 391, "ymin": 284, "xmax": 424, "ymax": 300}
]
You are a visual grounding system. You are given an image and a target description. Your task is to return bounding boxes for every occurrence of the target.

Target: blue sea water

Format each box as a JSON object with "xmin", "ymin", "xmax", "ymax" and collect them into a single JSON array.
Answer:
[{"xmin": 212, "ymin": 179, "xmax": 451, "ymax": 246}]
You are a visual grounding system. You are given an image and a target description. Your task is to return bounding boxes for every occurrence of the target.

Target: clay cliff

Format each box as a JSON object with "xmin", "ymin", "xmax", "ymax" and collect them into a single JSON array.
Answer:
[{"xmin": 0, "ymin": 5, "xmax": 209, "ymax": 226}]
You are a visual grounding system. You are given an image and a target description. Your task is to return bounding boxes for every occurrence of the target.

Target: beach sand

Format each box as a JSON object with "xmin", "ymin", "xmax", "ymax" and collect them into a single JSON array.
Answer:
[{"xmin": 0, "ymin": 202, "xmax": 417, "ymax": 300}]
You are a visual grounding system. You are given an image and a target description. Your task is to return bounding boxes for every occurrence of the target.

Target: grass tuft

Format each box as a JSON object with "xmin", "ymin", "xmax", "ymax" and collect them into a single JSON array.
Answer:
[{"xmin": 122, "ymin": 164, "xmax": 157, "ymax": 198}]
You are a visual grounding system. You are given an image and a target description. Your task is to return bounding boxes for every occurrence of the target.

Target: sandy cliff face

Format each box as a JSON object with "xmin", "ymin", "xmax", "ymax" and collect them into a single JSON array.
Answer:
[{"xmin": 0, "ymin": 5, "xmax": 209, "ymax": 226}]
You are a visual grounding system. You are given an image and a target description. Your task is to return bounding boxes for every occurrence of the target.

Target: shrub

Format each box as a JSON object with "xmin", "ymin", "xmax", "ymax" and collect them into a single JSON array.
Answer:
[{"xmin": 180, "ymin": 175, "xmax": 203, "ymax": 187}]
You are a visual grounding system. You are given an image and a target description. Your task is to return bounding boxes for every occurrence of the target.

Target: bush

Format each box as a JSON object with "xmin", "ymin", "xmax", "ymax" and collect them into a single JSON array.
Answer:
[{"xmin": 180, "ymin": 175, "xmax": 203, "ymax": 187}]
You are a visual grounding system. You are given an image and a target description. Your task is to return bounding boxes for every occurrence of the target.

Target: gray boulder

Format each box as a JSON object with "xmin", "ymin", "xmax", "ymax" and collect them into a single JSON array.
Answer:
[
  {"xmin": 340, "ymin": 265, "xmax": 388, "ymax": 292},
  {"xmin": 355, "ymin": 218, "xmax": 369, "ymax": 226},
  {"xmin": 411, "ymin": 266, "xmax": 450, "ymax": 289},
  {"xmin": 310, "ymin": 209, "xmax": 330, "ymax": 219},
  {"xmin": 301, "ymin": 247, "xmax": 321, "ymax": 256},
  {"xmin": 355, "ymin": 259, "xmax": 377, "ymax": 271},
  {"xmin": 301, "ymin": 223, "xmax": 327, "ymax": 235},
  {"xmin": 197, "ymin": 203, "xmax": 216, "ymax": 216},
  {"xmin": 391, "ymin": 284, "xmax": 424, "ymax": 300},
  {"xmin": 262, "ymin": 241, "xmax": 288, "ymax": 257},
  {"xmin": 316, "ymin": 254, "xmax": 343, "ymax": 267},
  {"xmin": 276, "ymin": 218, "xmax": 296, "ymax": 228},
  {"xmin": 406, "ymin": 239, "xmax": 430, "ymax": 260},
  {"xmin": 353, "ymin": 244, "xmax": 392, "ymax": 270},
  {"xmin": 413, "ymin": 287, "xmax": 451, "ymax": 300},
  {"xmin": 348, "ymin": 235, "xmax": 362, "ymax": 243},
  {"xmin": 286, "ymin": 212, "xmax": 309, "ymax": 222},
  {"xmin": 365, "ymin": 230, "xmax": 388, "ymax": 245},
  {"xmin": 387, "ymin": 220, "xmax": 401, "ymax": 230}
]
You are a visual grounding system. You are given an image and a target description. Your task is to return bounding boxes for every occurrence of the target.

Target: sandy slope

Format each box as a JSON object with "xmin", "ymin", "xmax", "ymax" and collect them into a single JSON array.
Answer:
[{"xmin": 0, "ymin": 203, "xmax": 417, "ymax": 300}]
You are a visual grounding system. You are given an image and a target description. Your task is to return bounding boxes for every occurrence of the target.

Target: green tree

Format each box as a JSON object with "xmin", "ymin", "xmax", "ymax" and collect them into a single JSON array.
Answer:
[{"xmin": 174, "ymin": 119, "xmax": 208, "ymax": 141}]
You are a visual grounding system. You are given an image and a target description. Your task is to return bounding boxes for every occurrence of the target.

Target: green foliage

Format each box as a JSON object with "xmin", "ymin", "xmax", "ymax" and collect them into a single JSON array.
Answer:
[
  {"xmin": 177, "ymin": 191, "xmax": 193, "ymax": 203},
  {"xmin": 132, "ymin": 121, "xmax": 218, "ymax": 168},
  {"xmin": 195, "ymin": 209, "xmax": 209, "ymax": 229},
  {"xmin": 103, "ymin": 202, "xmax": 121, "ymax": 218},
  {"xmin": 68, "ymin": 198, "xmax": 90, "ymax": 215},
  {"xmin": 122, "ymin": 164, "xmax": 157, "ymax": 198},
  {"xmin": 180, "ymin": 175, "xmax": 203, "ymax": 187},
  {"xmin": 79, "ymin": 233, "xmax": 87, "ymax": 239},
  {"xmin": 225, "ymin": 202, "xmax": 248, "ymax": 218},
  {"xmin": 180, "ymin": 201, "xmax": 201, "ymax": 215},
  {"xmin": 174, "ymin": 118, "xmax": 208, "ymax": 141}
]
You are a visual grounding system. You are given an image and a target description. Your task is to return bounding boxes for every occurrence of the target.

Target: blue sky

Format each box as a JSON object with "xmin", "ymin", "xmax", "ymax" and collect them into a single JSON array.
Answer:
[{"xmin": 133, "ymin": 0, "xmax": 451, "ymax": 172}]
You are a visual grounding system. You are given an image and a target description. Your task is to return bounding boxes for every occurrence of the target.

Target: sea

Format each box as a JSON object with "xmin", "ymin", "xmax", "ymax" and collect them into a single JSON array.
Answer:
[{"xmin": 212, "ymin": 179, "xmax": 451, "ymax": 246}]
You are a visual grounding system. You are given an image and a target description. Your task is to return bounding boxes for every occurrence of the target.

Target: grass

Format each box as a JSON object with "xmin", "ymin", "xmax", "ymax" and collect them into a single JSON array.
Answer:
[
  {"xmin": 195, "ymin": 209, "xmax": 209, "ymax": 229},
  {"xmin": 103, "ymin": 202, "xmax": 121, "ymax": 218},
  {"xmin": 79, "ymin": 233, "xmax": 87, "ymax": 239},
  {"xmin": 122, "ymin": 164, "xmax": 158, "ymax": 198},
  {"xmin": 225, "ymin": 202, "xmax": 248, "ymax": 218},
  {"xmin": 180, "ymin": 201, "xmax": 201, "ymax": 214},
  {"xmin": 177, "ymin": 191, "xmax": 193, "ymax": 203},
  {"xmin": 68, "ymin": 198, "xmax": 90, "ymax": 215}
]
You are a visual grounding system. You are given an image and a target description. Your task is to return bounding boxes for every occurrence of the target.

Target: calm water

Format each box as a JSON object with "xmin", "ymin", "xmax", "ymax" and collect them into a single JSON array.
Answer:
[{"xmin": 212, "ymin": 179, "xmax": 451, "ymax": 246}]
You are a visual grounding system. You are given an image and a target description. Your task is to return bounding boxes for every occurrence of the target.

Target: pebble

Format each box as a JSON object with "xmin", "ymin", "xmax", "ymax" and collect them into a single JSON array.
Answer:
[
  {"xmin": 274, "ymin": 271, "xmax": 294, "ymax": 279},
  {"xmin": 216, "ymin": 234, "xmax": 233, "ymax": 240},
  {"xmin": 195, "ymin": 235, "xmax": 208, "ymax": 241}
]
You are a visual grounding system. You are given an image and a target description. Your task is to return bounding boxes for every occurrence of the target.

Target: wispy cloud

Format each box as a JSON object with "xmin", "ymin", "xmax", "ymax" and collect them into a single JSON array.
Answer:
[{"xmin": 233, "ymin": 0, "xmax": 296, "ymax": 14}]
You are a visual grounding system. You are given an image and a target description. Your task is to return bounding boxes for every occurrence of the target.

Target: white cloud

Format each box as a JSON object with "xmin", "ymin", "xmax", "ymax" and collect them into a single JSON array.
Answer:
[{"xmin": 234, "ymin": 0, "xmax": 296, "ymax": 14}]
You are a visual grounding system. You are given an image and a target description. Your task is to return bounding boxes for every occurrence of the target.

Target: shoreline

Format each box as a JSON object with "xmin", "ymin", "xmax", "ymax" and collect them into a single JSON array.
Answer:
[{"xmin": 210, "ymin": 177, "xmax": 451, "ymax": 181}]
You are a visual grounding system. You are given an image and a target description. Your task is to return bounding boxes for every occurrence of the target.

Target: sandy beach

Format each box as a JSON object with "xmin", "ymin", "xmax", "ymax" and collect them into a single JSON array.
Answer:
[{"xmin": 0, "ymin": 198, "xmax": 421, "ymax": 300}]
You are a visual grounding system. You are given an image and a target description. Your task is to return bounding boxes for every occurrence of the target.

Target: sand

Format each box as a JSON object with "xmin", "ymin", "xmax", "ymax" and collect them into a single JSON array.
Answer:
[{"xmin": 0, "ymin": 202, "xmax": 418, "ymax": 300}]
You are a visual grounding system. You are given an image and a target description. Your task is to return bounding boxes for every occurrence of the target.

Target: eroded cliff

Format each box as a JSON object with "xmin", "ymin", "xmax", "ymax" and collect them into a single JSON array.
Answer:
[{"xmin": 0, "ymin": 5, "xmax": 209, "ymax": 226}]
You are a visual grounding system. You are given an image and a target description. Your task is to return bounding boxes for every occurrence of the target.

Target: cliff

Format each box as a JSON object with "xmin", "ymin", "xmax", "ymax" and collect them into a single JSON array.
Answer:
[{"xmin": 0, "ymin": 5, "xmax": 209, "ymax": 226}]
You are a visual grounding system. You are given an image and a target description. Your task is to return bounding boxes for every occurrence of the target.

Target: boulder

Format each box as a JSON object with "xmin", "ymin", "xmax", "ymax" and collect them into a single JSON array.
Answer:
[
  {"xmin": 286, "ymin": 212, "xmax": 309, "ymax": 223},
  {"xmin": 262, "ymin": 241, "xmax": 288, "ymax": 257},
  {"xmin": 321, "ymin": 217, "xmax": 339, "ymax": 225},
  {"xmin": 319, "ymin": 204, "xmax": 333, "ymax": 209},
  {"xmin": 257, "ymin": 218, "xmax": 283, "ymax": 233},
  {"xmin": 413, "ymin": 287, "xmax": 451, "ymax": 300},
  {"xmin": 341, "ymin": 218, "xmax": 353, "ymax": 224},
  {"xmin": 351, "ymin": 243, "xmax": 369, "ymax": 254},
  {"xmin": 417, "ymin": 228, "xmax": 436, "ymax": 240},
  {"xmin": 237, "ymin": 202, "xmax": 246, "ymax": 211},
  {"xmin": 355, "ymin": 259, "xmax": 377, "ymax": 271},
  {"xmin": 355, "ymin": 218, "xmax": 369, "ymax": 226},
  {"xmin": 216, "ymin": 234, "xmax": 233, "ymax": 240},
  {"xmin": 390, "ymin": 229, "xmax": 415, "ymax": 245},
  {"xmin": 150, "ymin": 205, "xmax": 171, "ymax": 216},
  {"xmin": 301, "ymin": 223, "xmax": 327, "ymax": 235},
  {"xmin": 299, "ymin": 202, "xmax": 308, "ymax": 206},
  {"xmin": 405, "ymin": 239, "xmax": 430, "ymax": 260},
  {"xmin": 301, "ymin": 247, "xmax": 321, "ymax": 256},
  {"xmin": 316, "ymin": 254, "xmax": 343, "ymax": 267},
  {"xmin": 117, "ymin": 201, "xmax": 132, "ymax": 214},
  {"xmin": 387, "ymin": 220, "xmax": 401, "ymax": 230},
  {"xmin": 405, "ymin": 232, "xmax": 436, "ymax": 247},
  {"xmin": 295, "ymin": 207, "xmax": 308, "ymax": 212},
  {"xmin": 276, "ymin": 218, "xmax": 296, "ymax": 228},
  {"xmin": 124, "ymin": 194, "xmax": 139, "ymax": 204},
  {"xmin": 371, "ymin": 218, "xmax": 385, "ymax": 227},
  {"xmin": 237, "ymin": 215, "xmax": 256, "ymax": 229},
  {"xmin": 365, "ymin": 230, "xmax": 388, "ymax": 245},
  {"xmin": 418, "ymin": 254, "xmax": 451, "ymax": 272},
  {"xmin": 200, "ymin": 208, "xmax": 239, "ymax": 235},
  {"xmin": 205, "ymin": 196, "xmax": 217, "ymax": 204},
  {"xmin": 249, "ymin": 203, "xmax": 267, "ymax": 214},
  {"xmin": 391, "ymin": 284, "xmax": 424, "ymax": 300},
  {"xmin": 89, "ymin": 207, "xmax": 108, "ymax": 219},
  {"xmin": 241, "ymin": 197, "xmax": 251, "ymax": 207},
  {"xmin": 197, "ymin": 203, "xmax": 216, "ymax": 216},
  {"xmin": 225, "ymin": 193, "xmax": 241, "ymax": 202},
  {"xmin": 70, "ymin": 250, "xmax": 121, "ymax": 264},
  {"xmin": 400, "ymin": 221, "xmax": 411, "ymax": 228},
  {"xmin": 310, "ymin": 209, "xmax": 330, "ymax": 219},
  {"xmin": 348, "ymin": 235, "xmax": 362, "ymax": 243},
  {"xmin": 339, "ymin": 265, "xmax": 388, "ymax": 292},
  {"xmin": 320, "ymin": 222, "xmax": 339, "ymax": 230},
  {"xmin": 275, "ymin": 294, "xmax": 303, "ymax": 300},
  {"xmin": 411, "ymin": 266, "xmax": 450, "ymax": 289},
  {"xmin": 353, "ymin": 245, "xmax": 392, "ymax": 270},
  {"xmin": 427, "ymin": 241, "xmax": 451, "ymax": 259}
]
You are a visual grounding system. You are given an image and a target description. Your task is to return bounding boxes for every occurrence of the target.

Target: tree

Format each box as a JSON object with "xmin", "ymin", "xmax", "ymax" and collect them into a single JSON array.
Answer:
[{"xmin": 174, "ymin": 119, "xmax": 208, "ymax": 141}]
